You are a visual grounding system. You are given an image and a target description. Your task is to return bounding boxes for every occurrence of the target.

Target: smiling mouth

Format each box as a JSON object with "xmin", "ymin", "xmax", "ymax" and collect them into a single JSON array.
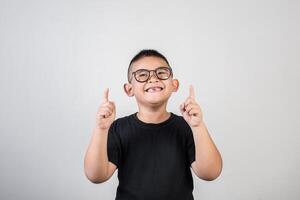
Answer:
[{"xmin": 145, "ymin": 87, "xmax": 164, "ymax": 93}]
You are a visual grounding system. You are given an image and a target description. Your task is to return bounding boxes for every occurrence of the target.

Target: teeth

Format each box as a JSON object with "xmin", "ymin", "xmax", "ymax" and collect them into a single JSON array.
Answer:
[{"xmin": 146, "ymin": 87, "xmax": 162, "ymax": 93}]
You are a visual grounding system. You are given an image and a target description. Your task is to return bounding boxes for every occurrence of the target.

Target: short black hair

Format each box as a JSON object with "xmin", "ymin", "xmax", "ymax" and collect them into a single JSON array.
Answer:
[{"xmin": 127, "ymin": 49, "xmax": 170, "ymax": 82}]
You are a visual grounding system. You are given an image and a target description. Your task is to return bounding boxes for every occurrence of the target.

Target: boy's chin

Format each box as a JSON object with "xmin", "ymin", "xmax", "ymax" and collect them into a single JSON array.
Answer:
[
  {"xmin": 143, "ymin": 101, "xmax": 167, "ymax": 108},
  {"xmin": 134, "ymin": 92, "xmax": 172, "ymax": 105},
  {"xmin": 144, "ymin": 96, "xmax": 170, "ymax": 105}
]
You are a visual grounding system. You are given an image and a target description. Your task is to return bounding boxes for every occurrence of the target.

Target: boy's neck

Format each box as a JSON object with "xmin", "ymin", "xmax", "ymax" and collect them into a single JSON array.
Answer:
[{"xmin": 136, "ymin": 104, "xmax": 170, "ymax": 124}]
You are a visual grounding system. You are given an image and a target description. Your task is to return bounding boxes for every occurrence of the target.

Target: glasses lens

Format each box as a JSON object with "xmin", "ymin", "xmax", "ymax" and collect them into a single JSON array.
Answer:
[
  {"xmin": 156, "ymin": 67, "xmax": 171, "ymax": 80},
  {"xmin": 135, "ymin": 70, "xmax": 149, "ymax": 82}
]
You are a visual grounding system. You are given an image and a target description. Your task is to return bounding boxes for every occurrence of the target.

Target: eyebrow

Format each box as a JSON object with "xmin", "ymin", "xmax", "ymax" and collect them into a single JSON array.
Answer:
[{"xmin": 133, "ymin": 66, "xmax": 171, "ymax": 71}]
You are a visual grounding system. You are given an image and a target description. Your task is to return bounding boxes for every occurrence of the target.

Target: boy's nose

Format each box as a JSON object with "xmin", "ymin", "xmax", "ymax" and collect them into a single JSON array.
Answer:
[{"xmin": 148, "ymin": 71, "xmax": 159, "ymax": 82}]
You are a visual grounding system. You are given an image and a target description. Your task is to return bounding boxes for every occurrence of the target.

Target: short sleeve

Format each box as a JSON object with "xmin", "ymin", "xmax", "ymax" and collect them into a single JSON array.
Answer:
[
  {"xmin": 107, "ymin": 120, "xmax": 122, "ymax": 168},
  {"xmin": 186, "ymin": 126, "xmax": 195, "ymax": 167}
]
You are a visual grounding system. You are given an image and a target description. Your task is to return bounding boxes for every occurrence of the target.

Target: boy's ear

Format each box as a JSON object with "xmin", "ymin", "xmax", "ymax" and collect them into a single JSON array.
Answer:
[
  {"xmin": 172, "ymin": 79, "xmax": 179, "ymax": 92},
  {"xmin": 123, "ymin": 83, "xmax": 134, "ymax": 97}
]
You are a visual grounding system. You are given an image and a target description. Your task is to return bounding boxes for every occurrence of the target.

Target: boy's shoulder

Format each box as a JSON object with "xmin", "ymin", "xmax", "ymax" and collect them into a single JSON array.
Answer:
[
  {"xmin": 114, "ymin": 113, "xmax": 134, "ymax": 123},
  {"xmin": 111, "ymin": 113, "xmax": 134, "ymax": 129}
]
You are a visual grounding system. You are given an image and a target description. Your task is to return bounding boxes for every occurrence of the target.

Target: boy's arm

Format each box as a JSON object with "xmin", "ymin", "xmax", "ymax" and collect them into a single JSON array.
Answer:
[
  {"xmin": 84, "ymin": 127, "xmax": 117, "ymax": 183},
  {"xmin": 180, "ymin": 85, "xmax": 222, "ymax": 181},
  {"xmin": 190, "ymin": 122, "xmax": 223, "ymax": 181},
  {"xmin": 84, "ymin": 88, "xmax": 117, "ymax": 183}
]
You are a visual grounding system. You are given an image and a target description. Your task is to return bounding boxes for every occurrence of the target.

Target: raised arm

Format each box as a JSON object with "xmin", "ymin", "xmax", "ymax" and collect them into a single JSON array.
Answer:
[
  {"xmin": 84, "ymin": 88, "xmax": 117, "ymax": 183},
  {"xmin": 180, "ymin": 85, "xmax": 222, "ymax": 181}
]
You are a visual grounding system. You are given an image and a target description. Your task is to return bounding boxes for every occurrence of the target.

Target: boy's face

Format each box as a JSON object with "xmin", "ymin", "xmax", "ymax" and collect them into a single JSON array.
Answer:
[{"xmin": 123, "ymin": 56, "xmax": 179, "ymax": 107}]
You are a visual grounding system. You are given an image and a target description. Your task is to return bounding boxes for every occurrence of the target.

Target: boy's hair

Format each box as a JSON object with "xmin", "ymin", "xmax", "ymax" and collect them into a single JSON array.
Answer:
[{"xmin": 127, "ymin": 49, "xmax": 170, "ymax": 83}]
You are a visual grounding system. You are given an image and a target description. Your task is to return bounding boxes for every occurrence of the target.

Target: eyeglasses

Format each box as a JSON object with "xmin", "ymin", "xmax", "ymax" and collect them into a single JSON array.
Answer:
[{"xmin": 129, "ymin": 66, "xmax": 173, "ymax": 83}]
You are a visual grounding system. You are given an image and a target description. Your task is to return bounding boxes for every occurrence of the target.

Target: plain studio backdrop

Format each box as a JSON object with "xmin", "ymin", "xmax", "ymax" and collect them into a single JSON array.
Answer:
[{"xmin": 0, "ymin": 0, "xmax": 299, "ymax": 199}]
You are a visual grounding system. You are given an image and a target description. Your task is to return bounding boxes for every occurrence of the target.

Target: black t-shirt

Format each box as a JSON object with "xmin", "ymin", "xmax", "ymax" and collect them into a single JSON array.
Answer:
[{"xmin": 107, "ymin": 112, "xmax": 196, "ymax": 200}]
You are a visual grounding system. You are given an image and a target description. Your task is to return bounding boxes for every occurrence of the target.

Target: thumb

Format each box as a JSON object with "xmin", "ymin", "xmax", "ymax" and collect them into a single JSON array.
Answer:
[
  {"xmin": 110, "ymin": 101, "xmax": 116, "ymax": 109},
  {"xmin": 179, "ymin": 103, "xmax": 185, "ymax": 115}
]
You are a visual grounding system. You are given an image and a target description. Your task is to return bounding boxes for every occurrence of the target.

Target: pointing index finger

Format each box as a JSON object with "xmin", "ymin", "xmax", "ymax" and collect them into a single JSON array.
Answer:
[
  {"xmin": 103, "ymin": 88, "xmax": 109, "ymax": 103},
  {"xmin": 189, "ymin": 85, "xmax": 195, "ymax": 99}
]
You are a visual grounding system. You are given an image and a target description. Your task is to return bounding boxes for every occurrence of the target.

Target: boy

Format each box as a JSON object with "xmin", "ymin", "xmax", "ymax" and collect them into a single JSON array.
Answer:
[{"xmin": 84, "ymin": 49, "xmax": 222, "ymax": 200}]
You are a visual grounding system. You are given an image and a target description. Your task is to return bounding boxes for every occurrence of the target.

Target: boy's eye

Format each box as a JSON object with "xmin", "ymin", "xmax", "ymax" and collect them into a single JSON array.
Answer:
[
  {"xmin": 133, "ymin": 67, "xmax": 171, "ymax": 82},
  {"xmin": 138, "ymin": 73, "xmax": 147, "ymax": 77}
]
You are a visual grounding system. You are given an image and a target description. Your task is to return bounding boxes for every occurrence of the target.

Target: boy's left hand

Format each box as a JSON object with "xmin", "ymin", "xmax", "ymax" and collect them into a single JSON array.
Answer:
[{"xmin": 180, "ymin": 85, "xmax": 203, "ymax": 128}]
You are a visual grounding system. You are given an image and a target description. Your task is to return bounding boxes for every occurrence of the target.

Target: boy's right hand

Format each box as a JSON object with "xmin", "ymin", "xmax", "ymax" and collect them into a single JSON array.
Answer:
[{"xmin": 96, "ymin": 88, "xmax": 116, "ymax": 130}]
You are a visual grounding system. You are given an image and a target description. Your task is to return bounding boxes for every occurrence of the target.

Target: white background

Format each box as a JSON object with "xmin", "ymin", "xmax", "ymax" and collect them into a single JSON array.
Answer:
[{"xmin": 0, "ymin": 0, "xmax": 299, "ymax": 199}]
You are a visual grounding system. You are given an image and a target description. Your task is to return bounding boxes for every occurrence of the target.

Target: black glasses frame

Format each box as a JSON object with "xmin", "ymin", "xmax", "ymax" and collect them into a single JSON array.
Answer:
[{"xmin": 129, "ymin": 66, "xmax": 173, "ymax": 83}]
